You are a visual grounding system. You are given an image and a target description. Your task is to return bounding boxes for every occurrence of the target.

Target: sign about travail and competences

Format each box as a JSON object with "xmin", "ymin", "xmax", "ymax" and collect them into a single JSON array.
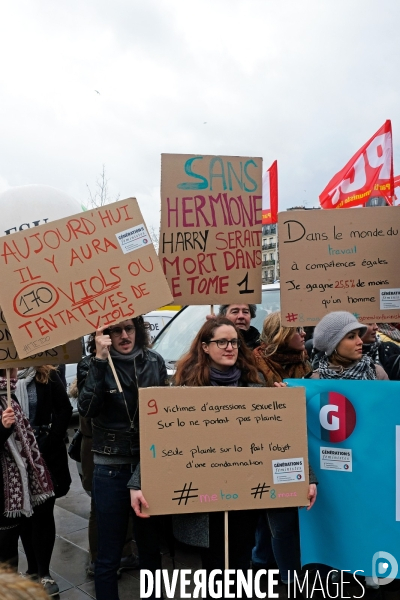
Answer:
[
  {"xmin": 0, "ymin": 199, "xmax": 173, "ymax": 358},
  {"xmin": 286, "ymin": 378, "xmax": 400, "ymax": 577},
  {"xmin": 279, "ymin": 206, "xmax": 400, "ymax": 326},
  {"xmin": 159, "ymin": 154, "xmax": 263, "ymax": 304},
  {"xmin": 139, "ymin": 386, "xmax": 309, "ymax": 515}
]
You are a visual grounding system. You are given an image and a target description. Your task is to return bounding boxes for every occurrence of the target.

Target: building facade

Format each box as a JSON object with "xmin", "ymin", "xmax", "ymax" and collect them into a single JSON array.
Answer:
[{"xmin": 261, "ymin": 223, "xmax": 279, "ymax": 283}]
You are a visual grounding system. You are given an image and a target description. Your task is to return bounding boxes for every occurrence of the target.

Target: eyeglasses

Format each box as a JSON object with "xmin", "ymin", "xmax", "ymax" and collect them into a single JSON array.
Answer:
[
  {"xmin": 207, "ymin": 338, "xmax": 241, "ymax": 349},
  {"xmin": 296, "ymin": 327, "xmax": 305, "ymax": 334},
  {"xmin": 109, "ymin": 325, "xmax": 135, "ymax": 336}
]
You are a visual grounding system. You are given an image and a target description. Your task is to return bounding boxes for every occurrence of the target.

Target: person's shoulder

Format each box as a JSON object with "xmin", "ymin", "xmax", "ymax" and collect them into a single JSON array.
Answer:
[
  {"xmin": 144, "ymin": 348, "xmax": 165, "ymax": 363},
  {"xmin": 375, "ymin": 364, "xmax": 389, "ymax": 380},
  {"xmin": 78, "ymin": 355, "xmax": 91, "ymax": 367}
]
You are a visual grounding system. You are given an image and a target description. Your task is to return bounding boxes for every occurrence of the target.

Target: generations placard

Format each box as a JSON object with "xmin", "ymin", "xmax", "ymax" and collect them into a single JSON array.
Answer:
[
  {"xmin": 0, "ymin": 308, "xmax": 82, "ymax": 368},
  {"xmin": 0, "ymin": 199, "xmax": 173, "ymax": 358},
  {"xmin": 279, "ymin": 206, "xmax": 400, "ymax": 326},
  {"xmin": 139, "ymin": 386, "xmax": 309, "ymax": 515},
  {"xmin": 159, "ymin": 154, "xmax": 263, "ymax": 304}
]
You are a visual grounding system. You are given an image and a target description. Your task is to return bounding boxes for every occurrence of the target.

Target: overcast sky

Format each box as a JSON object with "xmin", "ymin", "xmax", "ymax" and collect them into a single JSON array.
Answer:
[{"xmin": 1, "ymin": 0, "xmax": 399, "ymax": 230}]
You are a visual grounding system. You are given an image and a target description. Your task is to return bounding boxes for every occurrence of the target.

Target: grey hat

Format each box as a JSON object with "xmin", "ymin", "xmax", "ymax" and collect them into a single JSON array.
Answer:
[{"xmin": 313, "ymin": 311, "xmax": 367, "ymax": 356}]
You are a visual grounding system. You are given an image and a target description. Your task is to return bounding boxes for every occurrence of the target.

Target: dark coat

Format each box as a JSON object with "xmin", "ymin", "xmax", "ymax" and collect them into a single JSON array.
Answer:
[
  {"xmin": 33, "ymin": 371, "xmax": 72, "ymax": 498},
  {"xmin": 77, "ymin": 348, "xmax": 167, "ymax": 463}
]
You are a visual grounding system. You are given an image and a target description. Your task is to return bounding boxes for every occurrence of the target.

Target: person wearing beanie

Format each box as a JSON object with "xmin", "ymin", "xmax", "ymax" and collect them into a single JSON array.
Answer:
[
  {"xmin": 252, "ymin": 312, "xmax": 317, "ymax": 599},
  {"xmin": 312, "ymin": 311, "xmax": 388, "ymax": 381},
  {"xmin": 311, "ymin": 311, "xmax": 387, "ymax": 600}
]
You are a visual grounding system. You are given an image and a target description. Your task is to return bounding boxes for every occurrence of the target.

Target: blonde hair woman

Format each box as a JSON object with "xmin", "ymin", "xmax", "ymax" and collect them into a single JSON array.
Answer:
[
  {"xmin": 253, "ymin": 312, "xmax": 312, "ymax": 385},
  {"xmin": 251, "ymin": 313, "xmax": 316, "ymax": 598}
]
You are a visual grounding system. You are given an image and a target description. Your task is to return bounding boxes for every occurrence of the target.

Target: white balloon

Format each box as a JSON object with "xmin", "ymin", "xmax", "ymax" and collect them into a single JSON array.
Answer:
[{"xmin": 0, "ymin": 184, "xmax": 83, "ymax": 238}]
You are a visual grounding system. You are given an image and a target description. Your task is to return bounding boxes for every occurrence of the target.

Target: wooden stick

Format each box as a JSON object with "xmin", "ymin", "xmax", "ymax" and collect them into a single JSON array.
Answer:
[
  {"xmin": 210, "ymin": 305, "xmax": 214, "ymax": 316},
  {"xmin": 6, "ymin": 368, "xmax": 11, "ymax": 408},
  {"xmin": 107, "ymin": 354, "xmax": 123, "ymax": 393},
  {"xmin": 224, "ymin": 510, "xmax": 229, "ymax": 570}
]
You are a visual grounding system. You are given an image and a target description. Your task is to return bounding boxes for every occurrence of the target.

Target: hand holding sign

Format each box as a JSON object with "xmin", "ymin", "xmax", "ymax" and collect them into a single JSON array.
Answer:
[{"xmin": 95, "ymin": 326, "xmax": 112, "ymax": 360}]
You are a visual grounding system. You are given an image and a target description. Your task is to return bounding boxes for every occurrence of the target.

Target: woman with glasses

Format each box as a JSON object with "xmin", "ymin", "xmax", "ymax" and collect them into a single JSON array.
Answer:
[
  {"xmin": 77, "ymin": 317, "xmax": 167, "ymax": 600},
  {"xmin": 251, "ymin": 312, "xmax": 316, "ymax": 598},
  {"xmin": 130, "ymin": 316, "xmax": 264, "ymax": 590}
]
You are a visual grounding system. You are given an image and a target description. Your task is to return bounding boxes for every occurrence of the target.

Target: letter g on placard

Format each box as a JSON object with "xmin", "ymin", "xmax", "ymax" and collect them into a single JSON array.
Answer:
[{"xmin": 319, "ymin": 405, "xmax": 339, "ymax": 431}]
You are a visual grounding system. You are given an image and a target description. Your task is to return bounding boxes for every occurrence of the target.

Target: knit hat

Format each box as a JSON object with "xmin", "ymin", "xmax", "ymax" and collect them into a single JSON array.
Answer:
[{"xmin": 313, "ymin": 311, "xmax": 367, "ymax": 356}]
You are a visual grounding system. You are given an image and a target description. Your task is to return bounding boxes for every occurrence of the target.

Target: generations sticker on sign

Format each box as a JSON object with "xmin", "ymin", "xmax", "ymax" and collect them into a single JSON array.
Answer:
[
  {"xmin": 272, "ymin": 457, "xmax": 305, "ymax": 483},
  {"xmin": 159, "ymin": 154, "xmax": 263, "ymax": 304},
  {"xmin": 279, "ymin": 206, "xmax": 400, "ymax": 325},
  {"xmin": 0, "ymin": 199, "xmax": 172, "ymax": 358},
  {"xmin": 115, "ymin": 224, "xmax": 150, "ymax": 254},
  {"xmin": 139, "ymin": 386, "xmax": 309, "ymax": 515},
  {"xmin": 320, "ymin": 447, "xmax": 352, "ymax": 472}
]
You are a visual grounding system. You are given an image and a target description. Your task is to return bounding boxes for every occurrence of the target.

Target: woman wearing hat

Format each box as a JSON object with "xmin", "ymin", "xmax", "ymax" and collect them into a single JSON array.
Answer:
[
  {"xmin": 312, "ymin": 311, "xmax": 388, "ymax": 381},
  {"xmin": 312, "ymin": 311, "xmax": 387, "ymax": 598}
]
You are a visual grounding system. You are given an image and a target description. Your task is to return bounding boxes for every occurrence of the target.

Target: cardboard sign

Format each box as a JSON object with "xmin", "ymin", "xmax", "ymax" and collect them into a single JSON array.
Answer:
[
  {"xmin": 0, "ymin": 199, "xmax": 173, "ymax": 358},
  {"xmin": 279, "ymin": 206, "xmax": 400, "ymax": 326},
  {"xmin": 159, "ymin": 154, "xmax": 263, "ymax": 304},
  {"xmin": 0, "ymin": 308, "xmax": 82, "ymax": 368},
  {"xmin": 139, "ymin": 386, "xmax": 309, "ymax": 515}
]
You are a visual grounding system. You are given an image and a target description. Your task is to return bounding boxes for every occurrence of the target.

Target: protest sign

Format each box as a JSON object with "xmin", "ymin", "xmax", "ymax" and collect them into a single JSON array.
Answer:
[
  {"xmin": 0, "ymin": 199, "xmax": 173, "ymax": 358},
  {"xmin": 279, "ymin": 206, "xmax": 400, "ymax": 326},
  {"xmin": 139, "ymin": 386, "xmax": 309, "ymax": 515},
  {"xmin": 0, "ymin": 308, "xmax": 81, "ymax": 368},
  {"xmin": 286, "ymin": 379, "xmax": 400, "ymax": 576},
  {"xmin": 159, "ymin": 154, "xmax": 263, "ymax": 304}
]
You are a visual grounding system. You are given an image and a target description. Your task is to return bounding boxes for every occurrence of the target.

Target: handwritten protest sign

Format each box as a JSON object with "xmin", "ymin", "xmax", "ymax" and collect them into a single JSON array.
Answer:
[
  {"xmin": 139, "ymin": 386, "xmax": 309, "ymax": 515},
  {"xmin": 159, "ymin": 154, "xmax": 263, "ymax": 304},
  {"xmin": 0, "ymin": 199, "xmax": 173, "ymax": 358},
  {"xmin": 279, "ymin": 206, "xmax": 400, "ymax": 326},
  {"xmin": 0, "ymin": 308, "xmax": 82, "ymax": 368}
]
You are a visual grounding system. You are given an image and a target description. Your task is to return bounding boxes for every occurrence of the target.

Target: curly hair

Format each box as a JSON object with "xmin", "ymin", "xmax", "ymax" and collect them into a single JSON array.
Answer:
[
  {"xmin": 86, "ymin": 316, "xmax": 150, "ymax": 355},
  {"xmin": 174, "ymin": 317, "xmax": 261, "ymax": 386},
  {"xmin": 0, "ymin": 567, "xmax": 49, "ymax": 599}
]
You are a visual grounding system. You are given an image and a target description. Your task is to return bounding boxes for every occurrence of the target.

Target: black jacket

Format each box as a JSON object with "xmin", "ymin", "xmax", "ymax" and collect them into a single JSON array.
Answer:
[
  {"xmin": 77, "ymin": 349, "xmax": 167, "ymax": 457},
  {"xmin": 32, "ymin": 371, "xmax": 72, "ymax": 498},
  {"xmin": 362, "ymin": 340, "xmax": 400, "ymax": 380},
  {"xmin": 241, "ymin": 325, "xmax": 260, "ymax": 350}
]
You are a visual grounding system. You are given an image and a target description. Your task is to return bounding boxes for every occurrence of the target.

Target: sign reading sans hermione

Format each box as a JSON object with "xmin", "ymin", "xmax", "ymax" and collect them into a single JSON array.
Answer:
[
  {"xmin": 285, "ymin": 379, "xmax": 400, "ymax": 577},
  {"xmin": 0, "ymin": 307, "xmax": 82, "ymax": 368},
  {"xmin": 159, "ymin": 154, "xmax": 263, "ymax": 304},
  {"xmin": 0, "ymin": 199, "xmax": 173, "ymax": 359},
  {"xmin": 279, "ymin": 206, "xmax": 400, "ymax": 326},
  {"xmin": 139, "ymin": 386, "xmax": 309, "ymax": 515}
]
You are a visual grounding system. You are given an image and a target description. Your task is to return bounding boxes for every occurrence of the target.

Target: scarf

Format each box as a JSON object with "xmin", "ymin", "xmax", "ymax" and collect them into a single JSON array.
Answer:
[
  {"xmin": 209, "ymin": 366, "xmax": 242, "ymax": 387},
  {"xmin": 377, "ymin": 323, "xmax": 400, "ymax": 343},
  {"xmin": 0, "ymin": 394, "xmax": 54, "ymax": 517},
  {"xmin": 0, "ymin": 377, "xmax": 17, "ymax": 392},
  {"xmin": 15, "ymin": 367, "xmax": 37, "ymax": 419},
  {"xmin": 362, "ymin": 336, "xmax": 381, "ymax": 365},
  {"xmin": 253, "ymin": 344, "xmax": 312, "ymax": 386},
  {"xmin": 318, "ymin": 354, "xmax": 377, "ymax": 380}
]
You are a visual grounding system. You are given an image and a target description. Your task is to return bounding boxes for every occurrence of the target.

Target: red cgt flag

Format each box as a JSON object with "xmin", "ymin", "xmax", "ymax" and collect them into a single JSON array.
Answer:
[
  {"xmin": 319, "ymin": 120, "xmax": 394, "ymax": 209},
  {"xmin": 262, "ymin": 160, "xmax": 278, "ymax": 224}
]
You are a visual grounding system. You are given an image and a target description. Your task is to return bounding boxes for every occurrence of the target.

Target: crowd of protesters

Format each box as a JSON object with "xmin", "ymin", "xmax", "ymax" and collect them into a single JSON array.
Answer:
[{"xmin": 1, "ymin": 303, "xmax": 400, "ymax": 599}]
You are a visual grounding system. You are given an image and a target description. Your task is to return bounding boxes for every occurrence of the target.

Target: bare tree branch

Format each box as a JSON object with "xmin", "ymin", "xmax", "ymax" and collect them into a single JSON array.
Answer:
[{"xmin": 86, "ymin": 165, "xmax": 120, "ymax": 209}]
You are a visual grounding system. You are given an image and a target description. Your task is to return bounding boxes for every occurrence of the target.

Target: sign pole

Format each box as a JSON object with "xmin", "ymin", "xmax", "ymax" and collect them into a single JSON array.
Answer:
[
  {"xmin": 224, "ymin": 511, "xmax": 229, "ymax": 569},
  {"xmin": 6, "ymin": 368, "xmax": 11, "ymax": 408},
  {"xmin": 107, "ymin": 355, "xmax": 123, "ymax": 393},
  {"xmin": 210, "ymin": 305, "xmax": 214, "ymax": 316}
]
